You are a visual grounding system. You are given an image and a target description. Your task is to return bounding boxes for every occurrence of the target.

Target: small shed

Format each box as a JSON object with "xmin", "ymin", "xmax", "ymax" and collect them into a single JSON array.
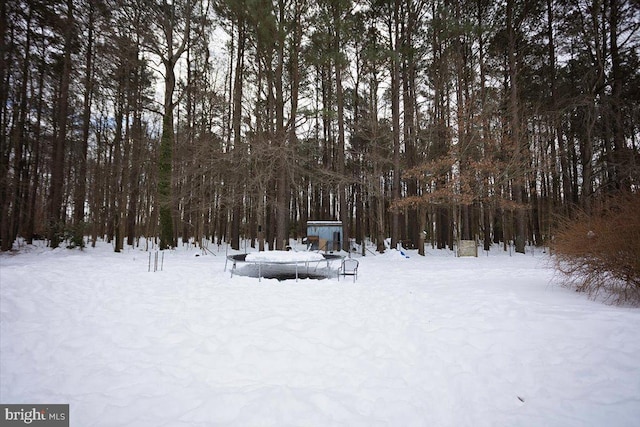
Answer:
[{"xmin": 306, "ymin": 221, "xmax": 343, "ymax": 252}]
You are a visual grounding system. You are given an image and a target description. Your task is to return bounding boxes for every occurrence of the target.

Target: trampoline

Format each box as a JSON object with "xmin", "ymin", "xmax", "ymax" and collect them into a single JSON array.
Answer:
[{"xmin": 225, "ymin": 252, "xmax": 344, "ymax": 281}]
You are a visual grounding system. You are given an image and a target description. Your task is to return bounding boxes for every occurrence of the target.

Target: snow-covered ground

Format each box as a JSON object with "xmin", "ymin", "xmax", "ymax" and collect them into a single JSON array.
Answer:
[{"xmin": 1, "ymin": 240, "xmax": 639, "ymax": 426}]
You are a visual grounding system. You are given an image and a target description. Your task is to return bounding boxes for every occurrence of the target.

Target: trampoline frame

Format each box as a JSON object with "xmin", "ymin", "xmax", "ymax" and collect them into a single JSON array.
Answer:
[{"xmin": 225, "ymin": 253, "xmax": 344, "ymax": 282}]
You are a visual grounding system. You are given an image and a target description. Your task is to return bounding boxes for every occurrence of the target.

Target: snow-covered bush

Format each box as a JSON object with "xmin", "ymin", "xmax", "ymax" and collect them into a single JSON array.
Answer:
[{"xmin": 552, "ymin": 193, "xmax": 640, "ymax": 305}]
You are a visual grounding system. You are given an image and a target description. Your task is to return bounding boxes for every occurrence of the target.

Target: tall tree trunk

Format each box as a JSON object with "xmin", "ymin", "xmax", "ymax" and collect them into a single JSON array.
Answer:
[
  {"xmin": 230, "ymin": 19, "xmax": 245, "ymax": 250},
  {"xmin": 159, "ymin": 64, "xmax": 177, "ymax": 249},
  {"xmin": 156, "ymin": 1, "xmax": 192, "ymax": 249},
  {"xmin": 545, "ymin": 0, "xmax": 563, "ymax": 219},
  {"xmin": 74, "ymin": 2, "xmax": 94, "ymax": 231},
  {"xmin": 609, "ymin": 0, "xmax": 628, "ymax": 192},
  {"xmin": 333, "ymin": 1, "xmax": 348, "ymax": 251},
  {"xmin": 49, "ymin": 0, "xmax": 74, "ymax": 248},
  {"xmin": 7, "ymin": 6, "xmax": 33, "ymax": 250},
  {"xmin": 127, "ymin": 111, "xmax": 142, "ymax": 246},
  {"xmin": 274, "ymin": 0, "xmax": 288, "ymax": 250},
  {"xmin": 507, "ymin": 0, "xmax": 526, "ymax": 254},
  {"xmin": 390, "ymin": 0, "xmax": 401, "ymax": 250},
  {"xmin": 289, "ymin": 0, "xmax": 304, "ymax": 243},
  {"xmin": 478, "ymin": 0, "xmax": 493, "ymax": 251},
  {"xmin": 0, "ymin": 0, "xmax": 12, "ymax": 251},
  {"xmin": 26, "ymin": 44, "xmax": 47, "ymax": 244},
  {"xmin": 403, "ymin": 0, "xmax": 420, "ymax": 250}
]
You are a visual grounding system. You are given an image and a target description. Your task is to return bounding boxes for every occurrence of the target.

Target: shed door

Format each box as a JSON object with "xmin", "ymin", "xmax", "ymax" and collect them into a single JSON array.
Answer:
[{"xmin": 333, "ymin": 231, "xmax": 341, "ymax": 251}]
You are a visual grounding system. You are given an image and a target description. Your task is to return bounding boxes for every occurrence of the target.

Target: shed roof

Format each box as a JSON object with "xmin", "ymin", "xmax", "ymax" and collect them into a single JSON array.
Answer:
[{"xmin": 306, "ymin": 221, "xmax": 342, "ymax": 227}]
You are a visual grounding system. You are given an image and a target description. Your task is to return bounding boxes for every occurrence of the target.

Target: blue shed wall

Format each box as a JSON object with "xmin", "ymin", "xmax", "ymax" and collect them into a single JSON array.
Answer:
[
  {"xmin": 306, "ymin": 225, "xmax": 342, "ymax": 241},
  {"xmin": 306, "ymin": 221, "xmax": 343, "ymax": 251}
]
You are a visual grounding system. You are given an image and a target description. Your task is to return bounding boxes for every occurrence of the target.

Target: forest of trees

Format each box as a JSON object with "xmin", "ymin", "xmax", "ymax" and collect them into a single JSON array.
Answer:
[{"xmin": 1, "ymin": 0, "xmax": 639, "ymax": 254}]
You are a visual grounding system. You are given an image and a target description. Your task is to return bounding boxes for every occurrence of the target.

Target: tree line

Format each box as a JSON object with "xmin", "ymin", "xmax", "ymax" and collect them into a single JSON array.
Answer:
[{"xmin": 1, "ymin": 0, "xmax": 639, "ymax": 254}]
